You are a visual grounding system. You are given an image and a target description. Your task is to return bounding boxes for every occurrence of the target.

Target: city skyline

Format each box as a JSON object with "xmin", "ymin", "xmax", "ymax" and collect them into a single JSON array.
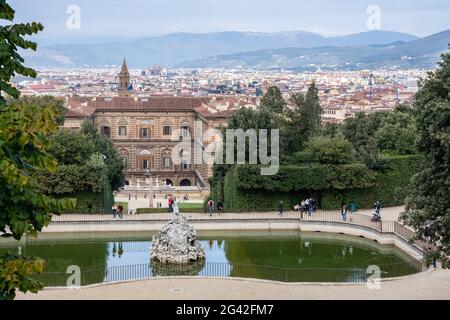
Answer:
[{"xmin": 9, "ymin": 0, "xmax": 450, "ymax": 45}]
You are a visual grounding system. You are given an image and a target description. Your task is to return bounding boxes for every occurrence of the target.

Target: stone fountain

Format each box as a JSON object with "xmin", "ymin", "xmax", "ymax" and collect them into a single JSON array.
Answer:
[{"xmin": 151, "ymin": 215, "xmax": 205, "ymax": 264}]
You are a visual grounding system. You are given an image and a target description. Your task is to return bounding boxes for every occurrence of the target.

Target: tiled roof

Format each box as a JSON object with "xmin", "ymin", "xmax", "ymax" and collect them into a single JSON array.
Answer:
[
  {"xmin": 206, "ymin": 109, "xmax": 236, "ymax": 118},
  {"xmin": 90, "ymin": 97, "xmax": 211, "ymax": 112},
  {"xmin": 65, "ymin": 108, "xmax": 88, "ymax": 118}
]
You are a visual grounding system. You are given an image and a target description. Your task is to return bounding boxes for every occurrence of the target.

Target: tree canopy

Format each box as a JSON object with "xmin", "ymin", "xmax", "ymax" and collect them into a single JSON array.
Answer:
[
  {"xmin": 401, "ymin": 49, "xmax": 450, "ymax": 267},
  {"xmin": 37, "ymin": 120, "xmax": 125, "ymax": 195}
]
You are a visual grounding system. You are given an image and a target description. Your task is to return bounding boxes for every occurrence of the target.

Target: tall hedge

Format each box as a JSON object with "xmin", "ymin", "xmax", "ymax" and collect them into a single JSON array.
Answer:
[{"xmin": 218, "ymin": 155, "xmax": 421, "ymax": 211}]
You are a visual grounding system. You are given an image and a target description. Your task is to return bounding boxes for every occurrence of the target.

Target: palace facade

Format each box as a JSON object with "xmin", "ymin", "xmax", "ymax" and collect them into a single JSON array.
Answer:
[{"xmin": 65, "ymin": 60, "xmax": 238, "ymax": 190}]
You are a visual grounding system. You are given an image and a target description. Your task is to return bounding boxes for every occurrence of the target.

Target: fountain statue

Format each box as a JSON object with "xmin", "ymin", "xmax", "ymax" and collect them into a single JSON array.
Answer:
[{"xmin": 151, "ymin": 215, "xmax": 205, "ymax": 264}]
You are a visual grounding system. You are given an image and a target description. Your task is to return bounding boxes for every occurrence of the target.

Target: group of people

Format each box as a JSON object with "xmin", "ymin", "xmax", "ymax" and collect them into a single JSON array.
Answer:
[
  {"xmin": 372, "ymin": 200, "xmax": 382, "ymax": 222},
  {"xmin": 277, "ymin": 198, "xmax": 317, "ymax": 217},
  {"xmin": 207, "ymin": 199, "xmax": 224, "ymax": 216},
  {"xmin": 340, "ymin": 200, "xmax": 381, "ymax": 222},
  {"xmin": 293, "ymin": 198, "xmax": 317, "ymax": 216},
  {"xmin": 167, "ymin": 196, "xmax": 180, "ymax": 215},
  {"xmin": 112, "ymin": 204, "xmax": 124, "ymax": 220}
]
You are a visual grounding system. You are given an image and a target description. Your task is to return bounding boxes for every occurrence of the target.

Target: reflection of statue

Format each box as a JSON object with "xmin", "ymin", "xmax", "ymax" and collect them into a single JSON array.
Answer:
[{"xmin": 151, "ymin": 260, "xmax": 205, "ymax": 277}]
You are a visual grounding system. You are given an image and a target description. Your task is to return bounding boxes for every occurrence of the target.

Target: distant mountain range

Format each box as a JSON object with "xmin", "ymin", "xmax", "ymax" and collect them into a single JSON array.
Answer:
[
  {"xmin": 180, "ymin": 30, "xmax": 450, "ymax": 70},
  {"xmin": 22, "ymin": 29, "xmax": 449, "ymax": 70}
]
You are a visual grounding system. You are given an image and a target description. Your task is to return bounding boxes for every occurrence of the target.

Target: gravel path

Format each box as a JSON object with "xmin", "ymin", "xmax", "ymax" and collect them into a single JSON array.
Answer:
[{"xmin": 16, "ymin": 267, "xmax": 450, "ymax": 300}]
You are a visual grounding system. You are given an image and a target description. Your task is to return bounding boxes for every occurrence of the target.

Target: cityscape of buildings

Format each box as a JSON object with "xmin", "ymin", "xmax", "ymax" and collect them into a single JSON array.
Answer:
[{"xmin": 14, "ymin": 64, "xmax": 427, "ymax": 123}]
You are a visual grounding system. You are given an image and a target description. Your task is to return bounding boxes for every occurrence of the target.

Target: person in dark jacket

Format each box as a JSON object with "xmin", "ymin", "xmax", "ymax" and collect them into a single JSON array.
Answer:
[{"xmin": 278, "ymin": 201, "xmax": 284, "ymax": 217}]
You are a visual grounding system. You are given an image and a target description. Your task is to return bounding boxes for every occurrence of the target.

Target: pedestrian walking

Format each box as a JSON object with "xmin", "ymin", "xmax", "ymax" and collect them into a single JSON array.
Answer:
[
  {"xmin": 117, "ymin": 204, "xmax": 123, "ymax": 219},
  {"xmin": 278, "ymin": 201, "xmax": 283, "ymax": 217},
  {"xmin": 341, "ymin": 204, "xmax": 347, "ymax": 222},
  {"xmin": 308, "ymin": 198, "xmax": 314, "ymax": 216},
  {"xmin": 207, "ymin": 199, "xmax": 214, "ymax": 216},
  {"xmin": 168, "ymin": 196, "xmax": 173, "ymax": 213},
  {"xmin": 112, "ymin": 205, "xmax": 117, "ymax": 220},
  {"xmin": 217, "ymin": 199, "xmax": 223, "ymax": 214}
]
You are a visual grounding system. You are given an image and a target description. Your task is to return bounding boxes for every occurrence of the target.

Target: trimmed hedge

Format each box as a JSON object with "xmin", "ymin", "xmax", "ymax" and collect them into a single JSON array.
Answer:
[
  {"xmin": 321, "ymin": 155, "xmax": 423, "ymax": 209},
  {"xmin": 234, "ymin": 163, "xmax": 376, "ymax": 191},
  {"xmin": 60, "ymin": 181, "xmax": 115, "ymax": 214},
  {"xmin": 218, "ymin": 155, "xmax": 422, "ymax": 211},
  {"xmin": 61, "ymin": 191, "xmax": 103, "ymax": 214}
]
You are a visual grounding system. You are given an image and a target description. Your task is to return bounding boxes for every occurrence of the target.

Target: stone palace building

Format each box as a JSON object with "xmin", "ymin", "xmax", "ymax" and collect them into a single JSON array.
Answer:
[{"xmin": 64, "ymin": 60, "xmax": 254, "ymax": 192}]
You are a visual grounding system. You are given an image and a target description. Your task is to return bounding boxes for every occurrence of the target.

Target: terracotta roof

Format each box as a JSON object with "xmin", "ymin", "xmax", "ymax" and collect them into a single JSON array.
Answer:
[
  {"xmin": 65, "ymin": 108, "xmax": 88, "ymax": 118},
  {"xmin": 91, "ymin": 96, "xmax": 211, "ymax": 112},
  {"xmin": 206, "ymin": 109, "xmax": 236, "ymax": 118}
]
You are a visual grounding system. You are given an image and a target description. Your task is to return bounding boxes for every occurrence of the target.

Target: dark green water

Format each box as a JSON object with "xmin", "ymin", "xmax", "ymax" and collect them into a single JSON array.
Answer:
[{"xmin": 0, "ymin": 231, "xmax": 421, "ymax": 284}]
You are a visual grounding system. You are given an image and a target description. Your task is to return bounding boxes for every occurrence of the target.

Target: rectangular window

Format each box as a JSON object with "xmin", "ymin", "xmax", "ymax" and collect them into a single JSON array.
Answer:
[
  {"xmin": 163, "ymin": 157, "xmax": 171, "ymax": 168},
  {"xmin": 181, "ymin": 126, "xmax": 189, "ymax": 138},
  {"xmin": 119, "ymin": 126, "xmax": 127, "ymax": 136},
  {"xmin": 141, "ymin": 128, "xmax": 149, "ymax": 138},
  {"xmin": 142, "ymin": 159, "xmax": 149, "ymax": 170},
  {"xmin": 181, "ymin": 160, "xmax": 188, "ymax": 170},
  {"xmin": 163, "ymin": 126, "xmax": 171, "ymax": 136},
  {"xmin": 102, "ymin": 126, "xmax": 110, "ymax": 137}
]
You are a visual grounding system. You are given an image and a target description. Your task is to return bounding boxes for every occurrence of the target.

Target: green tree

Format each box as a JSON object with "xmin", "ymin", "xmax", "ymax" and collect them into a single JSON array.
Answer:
[
  {"xmin": 341, "ymin": 108, "xmax": 417, "ymax": 168},
  {"xmin": 0, "ymin": 1, "xmax": 42, "ymax": 107},
  {"xmin": 260, "ymin": 86, "xmax": 285, "ymax": 114},
  {"xmin": 80, "ymin": 121, "xmax": 125, "ymax": 191},
  {"xmin": 401, "ymin": 49, "xmax": 450, "ymax": 267},
  {"xmin": 49, "ymin": 129, "xmax": 96, "ymax": 165},
  {"xmin": 284, "ymin": 82, "xmax": 323, "ymax": 154},
  {"xmin": 0, "ymin": 1, "xmax": 75, "ymax": 300},
  {"xmin": 20, "ymin": 96, "xmax": 66, "ymax": 126},
  {"xmin": 292, "ymin": 135, "xmax": 355, "ymax": 165}
]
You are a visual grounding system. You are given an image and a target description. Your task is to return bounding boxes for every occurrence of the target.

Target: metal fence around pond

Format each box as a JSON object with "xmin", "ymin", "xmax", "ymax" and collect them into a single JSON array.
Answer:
[
  {"xmin": 51, "ymin": 211, "xmax": 422, "ymax": 243},
  {"xmin": 35, "ymin": 259, "xmax": 424, "ymax": 288},
  {"xmin": 50, "ymin": 211, "xmax": 427, "ymax": 250},
  {"xmin": 51, "ymin": 210, "xmax": 380, "ymax": 226}
]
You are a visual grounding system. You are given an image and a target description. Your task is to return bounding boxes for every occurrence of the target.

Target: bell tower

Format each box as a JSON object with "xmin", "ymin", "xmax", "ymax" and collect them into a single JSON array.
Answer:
[{"xmin": 118, "ymin": 58, "xmax": 131, "ymax": 97}]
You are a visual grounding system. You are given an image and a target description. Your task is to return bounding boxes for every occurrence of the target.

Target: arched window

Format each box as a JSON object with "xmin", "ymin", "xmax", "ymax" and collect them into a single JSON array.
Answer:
[
  {"xmin": 119, "ymin": 150, "xmax": 129, "ymax": 169},
  {"xmin": 139, "ymin": 150, "xmax": 152, "ymax": 170},
  {"xmin": 179, "ymin": 179, "xmax": 192, "ymax": 187},
  {"xmin": 163, "ymin": 179, "xmax": 173, "ymax": 187}
]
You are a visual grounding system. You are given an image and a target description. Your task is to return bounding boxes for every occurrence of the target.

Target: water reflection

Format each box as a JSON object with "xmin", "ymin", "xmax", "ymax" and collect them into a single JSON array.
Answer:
[{"xmin": 0, "ymin": 232, "xmax": 421, "ymax": 285}]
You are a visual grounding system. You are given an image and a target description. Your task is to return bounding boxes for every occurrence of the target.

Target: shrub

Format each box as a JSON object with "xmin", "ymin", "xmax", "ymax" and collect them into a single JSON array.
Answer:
[{"xmin": 218, "ymin": 155, "xmax": 422, "ymax": 211}]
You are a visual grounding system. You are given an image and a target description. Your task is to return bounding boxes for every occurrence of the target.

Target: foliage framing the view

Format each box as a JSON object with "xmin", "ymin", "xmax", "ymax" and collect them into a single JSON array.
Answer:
[
  {"xmin": 0, "ymin": 0, "xmax": 75, "ymax": 300},
  {"xmin": 401, "ymin": 48, "xmax": 450, "ymax": 268}
]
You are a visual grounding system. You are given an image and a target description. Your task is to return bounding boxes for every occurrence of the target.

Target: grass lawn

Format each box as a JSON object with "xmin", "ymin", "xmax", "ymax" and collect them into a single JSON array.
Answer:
[{"xmin": 179, "ymin": 202, "xmax": 204, "ymax": 209}]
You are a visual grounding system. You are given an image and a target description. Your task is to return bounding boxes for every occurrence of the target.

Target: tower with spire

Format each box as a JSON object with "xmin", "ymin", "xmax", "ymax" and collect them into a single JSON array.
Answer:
[{"xmin": 118, "ymin": 58, "xmax": 131, "ymax": 98}]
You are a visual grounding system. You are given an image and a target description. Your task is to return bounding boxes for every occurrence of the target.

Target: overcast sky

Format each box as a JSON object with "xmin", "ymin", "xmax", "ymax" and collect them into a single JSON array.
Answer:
[{"xmin": 7, "ymin": 0, "xmax": 450, "ymax": 44}]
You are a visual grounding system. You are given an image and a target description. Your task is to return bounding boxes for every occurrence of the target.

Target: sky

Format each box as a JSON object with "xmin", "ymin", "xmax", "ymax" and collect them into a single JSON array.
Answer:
[{"xmin": 7, "ymin": 0, "xmax": 450, "ymax": 44}]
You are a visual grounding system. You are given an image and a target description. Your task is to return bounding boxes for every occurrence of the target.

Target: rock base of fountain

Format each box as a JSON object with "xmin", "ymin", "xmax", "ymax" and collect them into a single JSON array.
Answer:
[{"xmin": 151, "ymin": 215, "xmax": 205, "ymax": 264}]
